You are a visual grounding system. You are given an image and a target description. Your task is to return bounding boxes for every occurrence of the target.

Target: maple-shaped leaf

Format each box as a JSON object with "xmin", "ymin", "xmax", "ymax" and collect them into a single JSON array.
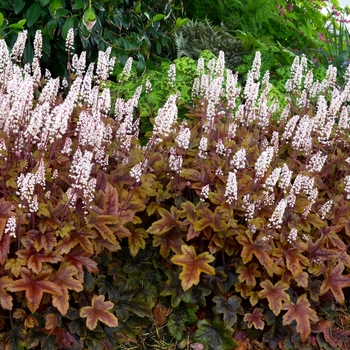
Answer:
[
  {"xmin": 193, "ymin": 205, "xmax": 228, "ymax": 232},
  {"xmin": 147, "ymin": 207, "xmax": 182, "ymax": 235},
  {"xmin": 236, "ymin": 234, "xmax": 275, "ymax": 277},
  {"xmin": 259, "ymin": 280, "xmax": 290, "ymax": 316},
  {"xmin": 50, "ymin": 263, "xmax": 83, "ymax": 315},
  {"xmin": 212, "ymin": 295, "xmax": 243, "ymax": 326},
  {"xmin": 0, "ymin": 276, "xmax": 13, "ymax": 310},
  {"xmin": 80, "ymin": 294, "xmax": 118, "ymax": 330},
  {"xmin": 167, "ymin": 305, "xmax": 198, "ymax": 341},
  {"xmin": 180, "ymin": 200, "xmax": 209, "ymax": 224},
  {"xmin": 55, "ymin": 228, "xmax": 97, "ymax": 255},
  {"xmin": 16, "ymin": 240, "xmax": 62, "ymax": 274},
  {"xmin": 62, "ymin": 246, "xmax": 99, "ymax": 282},
  {"xmin": 7, "ymin": 267, "xmax": 62, "ymax": 312},
  {"xmin": 160, "ymin": 269, "xmax": 193, "ymax": 308},
  {"xmin": 30, "ymin": 230, "xmax": 57, "ymax": 253},
  {"xmin": 282, "ymin": 293, "xmax": 318, "ymax": 342},
  {"xmin": 171, "ymin": 245, "xmax": 215, "ymax": 291},
  {"xmin": 244, "ymin": 308, "xmax": 265, "ymax": 330},
  {"xmin": 319, "ymin": 263, "xmax": 350, "ymax": 304},
  {"xmin": 85, "ymin": 213, "xmax": 120, "ymax": 245},
  {"xmin": 192, "ymin": 316, "xmax": 237, "ymax": 350},
  {"xmin": 275, "ymin": 244, "xmax": 309, "ymax": 278},
  {"xmin": 128, "ymin": 227, "xmax": 148, "ymax": 257},
  {"xmin": 153, "ymin": 228, "xmax": 184, "ymax": 258},
  {"xmin": 236, "ymin": 262, "xmax": 261, "ymax": 288}
]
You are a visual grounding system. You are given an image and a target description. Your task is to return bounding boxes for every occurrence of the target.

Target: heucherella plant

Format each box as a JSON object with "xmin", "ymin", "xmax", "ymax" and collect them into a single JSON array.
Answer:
[{"xmin": 1, "ymin": 29, "xmax": 350, "ymax": 349}]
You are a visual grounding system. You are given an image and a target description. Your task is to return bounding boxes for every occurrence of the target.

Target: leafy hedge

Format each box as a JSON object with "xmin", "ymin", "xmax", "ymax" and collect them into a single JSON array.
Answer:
[{"xmin": 1, "ymin": 30, "xmax": 350, "ymax": 349}]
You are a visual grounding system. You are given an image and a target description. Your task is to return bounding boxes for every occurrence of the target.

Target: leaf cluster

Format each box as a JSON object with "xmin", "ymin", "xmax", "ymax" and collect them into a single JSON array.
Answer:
[{"xmin": 2, "ymin": 28, "xmax": 350, "ymax": 350}]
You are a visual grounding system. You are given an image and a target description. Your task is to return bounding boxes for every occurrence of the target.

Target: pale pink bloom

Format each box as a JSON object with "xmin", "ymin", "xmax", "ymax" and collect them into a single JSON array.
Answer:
[
  {"xmin": 225, "ymin": 172, "xmax": 238, "ymax": 204},
  {"xmin": 345, "ymin": 175, "xmax": 350, "ymax": 199},
  {"xmin": 69, "ymin": 148, "xmax": 94, "ymax": 190},
  {"xmin": 200, "ymin": 184, "xmax": 210, "ymax": 201},
  {"xmin": 326, "ymin": 64, "xmax": 337, "ymax": 87},
  {"xmin": 198, "ymin": 136, "xmax": 208, "ymax": 159},
  {"xmin": 319, "ymin": 199, "xmax": 333, "ymax": 219},
  {"xmin": 254, "ymin": 146, "xmax": 274, "ymax": 181},
  {"xmin": 304, "ymin": 69, "xmax": 313, "ymax": 90},
  {"xmin": 263, "ymin": 167, "xmax": 281, "ymax": 192},
  {"xmin": 292, "ymin": 115, "xmax": 314, "ymax": 153},
  {"xmin": 216, "ymin": 139, "xmax": 225, "ymax": 156},
  {"xmin": 197, "ymin": 57, "xmax": 204, "ymax": 75},
  {"xmin": 65, "ymin": 28, "xmax": 75, "ymax": 52},
  {"xmin": 269, "ymin": 198, "xmax": 287, "ymax": 228},
  {"xmin": 168, "ymin": 147, "xmax": 183, "ymax": 172},
  {"xmin": 121, "ymin": 57, "xmax": 133, "ymax": 78},
  {"xmin": 153, "ymin": 94, "xmax": 178, "ymax": 140},
  {"xmin": 287, "ymin": 228, "xmax": 298, "ymax": 243},
  {"xmin": 230, "ymin": 149, "xmax": 246, "ymax": 171},
  {"xmin": 176, "ymin": 126, "xmax": 191, "ymax": 149},
  {"xmin": 278, "ymin": 164, "xmax": 293, "ymax": 191},
  {"xmin": 5, "ymin": 216, "xmax": 16, "ymax": 238},
  {"xmin": 338, "ymin": 107, "xmax": 349, "ymax": 129},
  {"xmin": 72, "ymin": 51, "xmax": 86, "ymax": 76},
  {"xmin": 168, "ymin": 63, "xmax": 176, "ymax": 88},
  {"xmin": 215, "ymin": 51, "xmax": 225, "ymax": 77},
  {"xmin": 306, "ymin": 151, "xmax": 327, "ymax": 173},
  {"xmin": 11, "ymin": 30, "xmax": 27, "ymax": 62},
  {"xmin": 34, "ymin": 30, "xmax": 42, "ymax": 58}
]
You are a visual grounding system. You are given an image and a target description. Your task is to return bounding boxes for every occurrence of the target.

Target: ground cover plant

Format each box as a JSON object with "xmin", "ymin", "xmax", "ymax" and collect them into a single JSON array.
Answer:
[{"xmin": 2, "ymin": 28, "xmax": 350, "ymax": 350}]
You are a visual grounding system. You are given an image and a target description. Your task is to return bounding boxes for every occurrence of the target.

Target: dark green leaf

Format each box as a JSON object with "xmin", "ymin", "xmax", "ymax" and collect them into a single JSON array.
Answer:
[
  {"xmin": 26, "ymin": 328, "xmax": 44, "ymax": 349},
  {"xmin": 167, "ymin": 305, "xmax": 198, "ymax": 341},
  {"xmin": 136, "ymin": 56, "xmax": 146, "ymax": 76},
  {"xmin": 189, "ymin": 285, "xmax": 211, "ymax": 307},
  {"xmin": 68, "ymin": 319, "xmax": 88, "ymax": 337},
  {"xmin": 3, "ymin": 324, "xmax": 25, "ymax": 350},
  {"xmin": 55, "ymin": 8, "xmax": 69, "ymax": 17},
  {"xmin": 160, "ymin": 269, "xmax": 192, "ymax": 308},
  {"xmin": 49, "ymin": 0, "xmax": 62, "ymax": 15},
  {"xmin": 84, "ymin": 270, "xmax": 95, "ymax": 293},
  {"xmin": 23, "ymin": 39, "xmax": 33, "ymax": 64},
  {"xmin": 13, "ymin": 0, "xmax": 26, "ymax": 14},
  {"xmin": 41, "ymin": 335, "xmax": 57, "ymax": 350},
  {"xmin": 40, "ymin": 0, "xmax": 50, "ymax": 6},
  {"xmin": 192, "ymin": 316, "xmax": 237, "ymax": 350},
  {"xmin": 73, "ymin": 0, "xmax": 84, "ymax": 10},
  {"xmin": 26, "ymin": 3, "xmax": 42, "ymax": 27},
  {"xmin": 96, "ymin": 275, "xmax": 119, "ymax": 303},
  {"xmin": 62, "ymin": 17, "xmax": 77, "ymax": 39},
  {"xmin": 91, "ymin": 340, "xmax": 103, "ymax": 350},
  {"xmin": 213, "ymin": 295, "xmax": 243, "ymax": 326}
]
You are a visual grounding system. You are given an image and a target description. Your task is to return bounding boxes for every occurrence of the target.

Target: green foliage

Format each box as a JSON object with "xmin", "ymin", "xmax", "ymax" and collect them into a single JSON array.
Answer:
[
  {"xmin": 0, "ymin": 0, "xmax": 186, "ymax": 77},
  {"xmin": 173, "ymin": 18, "xmax": 244, "ymax": 70}
]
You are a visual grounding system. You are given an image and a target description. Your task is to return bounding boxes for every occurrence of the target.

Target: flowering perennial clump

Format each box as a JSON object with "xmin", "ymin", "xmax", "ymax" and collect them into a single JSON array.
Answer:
[{"xmin": 1, "ymin": 28, "xmax": 350, "ymax": 349}]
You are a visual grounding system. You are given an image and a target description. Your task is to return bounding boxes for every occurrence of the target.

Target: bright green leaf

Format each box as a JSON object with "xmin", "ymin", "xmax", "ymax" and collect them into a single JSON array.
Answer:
[{"xmin": 151, "ymin": 14, "xmax": 165, "ymax": 22}]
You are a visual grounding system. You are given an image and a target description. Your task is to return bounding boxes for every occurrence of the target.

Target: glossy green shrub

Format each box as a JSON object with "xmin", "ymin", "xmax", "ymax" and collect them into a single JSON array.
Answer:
[{"xmin": 0, "ymin": 0, "xmax": 186, "ymax": 77}]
